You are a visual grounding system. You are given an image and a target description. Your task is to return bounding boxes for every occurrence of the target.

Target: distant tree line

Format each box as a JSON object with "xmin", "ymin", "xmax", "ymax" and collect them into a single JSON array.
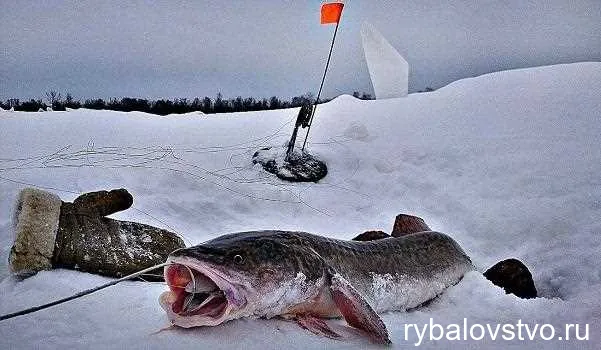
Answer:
[
  {"xmin": 0, "ymin": 90, "xmax": 373, "ymax": 115},
  {"xmin": 417, "ymin": 87, "xmax": 434, "ymax": 93},
  {"xmin": 352, "ymin": 91, "xmax": 373, "ymax": 100}
]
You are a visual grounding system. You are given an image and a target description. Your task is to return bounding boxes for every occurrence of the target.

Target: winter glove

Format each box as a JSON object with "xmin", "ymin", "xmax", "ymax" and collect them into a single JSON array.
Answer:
[{"xmin": 9, "ymin": 188, "xmax": 185, "ymax": 279}]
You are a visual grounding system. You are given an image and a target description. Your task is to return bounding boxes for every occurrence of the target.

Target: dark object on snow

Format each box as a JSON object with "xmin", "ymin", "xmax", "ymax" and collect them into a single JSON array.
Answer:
[
  {"xmin": 352, "ymin": 214, "xmax": 432, "ymax": 241},
  {"xmin": 298, "ymin": 102, "xmax": 313, "ymax": 128},
  {"xmin": 9, "ymin": 188, "xmax": 185, "ymax": 279},
  {"xmin": 286, "ymin": 103, "xmax": 314, "ymax": 160},
  {"xmin": 352, "ymin": 230, "xmax": 390, "ymax": 241},
  {"xmin": 484, "ymin": 258, "xmax": 538, "ymax": 299},
  {"xmin": 391, "ymin": 214, "xmax": 432, "ymax": 236},
  {"xmin": 253, "ymin": 147, "xmax": 328, "ymax": 182}
]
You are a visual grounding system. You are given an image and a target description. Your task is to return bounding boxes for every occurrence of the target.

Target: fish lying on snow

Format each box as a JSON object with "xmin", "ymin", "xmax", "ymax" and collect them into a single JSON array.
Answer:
[{"xmin": 159, "ymin": 230, "xmax": 473, "ymax": 344}]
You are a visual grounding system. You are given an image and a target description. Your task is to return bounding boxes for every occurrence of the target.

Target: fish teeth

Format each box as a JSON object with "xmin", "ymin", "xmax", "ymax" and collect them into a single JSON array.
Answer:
[
  {"xmin": 185, "ymin": 279, "xmax": 218, "ymax": 293},
  {"xmin": 184, "ymin": 292, "xmax": 221, "ymax": 312},
  {"xmin": 183, "ymin": 293, "xmax": 196, "ymax": 311},
  {"xmin": 194, "ymin": 293, "xmax": 217, "ymax": 310}
]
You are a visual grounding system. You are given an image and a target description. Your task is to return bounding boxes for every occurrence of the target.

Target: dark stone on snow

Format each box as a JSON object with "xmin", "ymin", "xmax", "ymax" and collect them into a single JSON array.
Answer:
[
  {"xmin": 484, "ymin": 258, "xmax": 538, "ymax": 299},
  {"xmin": 253, "ymin": 147, "xmax": 327, "ymax": 182},
  {"xmin": 391, "ymin": 214, "xmax": 431, "ymax": 236},
  {"xmin": 352, "ymin": 230, "xmax": 391, "ymax": 241}
]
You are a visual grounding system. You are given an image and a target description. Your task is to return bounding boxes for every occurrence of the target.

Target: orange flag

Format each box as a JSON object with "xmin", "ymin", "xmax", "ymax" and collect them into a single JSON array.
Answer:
[{"xmin": 320, "ymin": 2, "xmax": 344, "ymax": 25}]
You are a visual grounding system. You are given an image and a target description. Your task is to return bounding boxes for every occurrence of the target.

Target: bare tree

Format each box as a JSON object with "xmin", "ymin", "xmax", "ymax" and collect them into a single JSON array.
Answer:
[
  {"xmin": 45, "ymin": 90, "xmax": 62, "ymax": 110},
  {"xmin": 7, "ymin": 98, "xmax": 19, "ymax": 108}
]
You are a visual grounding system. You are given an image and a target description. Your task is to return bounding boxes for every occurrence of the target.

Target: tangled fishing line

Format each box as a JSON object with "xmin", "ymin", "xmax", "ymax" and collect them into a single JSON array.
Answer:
[{"xmin": 0, "ymin": 115, "xmax": 344, "ymax": 216}]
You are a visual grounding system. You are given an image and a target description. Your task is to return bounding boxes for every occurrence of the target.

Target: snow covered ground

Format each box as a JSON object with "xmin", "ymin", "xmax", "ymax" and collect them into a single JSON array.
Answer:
[{"xmin": 1, "ymin": 62, "xmax": 600, "ymax": 348}]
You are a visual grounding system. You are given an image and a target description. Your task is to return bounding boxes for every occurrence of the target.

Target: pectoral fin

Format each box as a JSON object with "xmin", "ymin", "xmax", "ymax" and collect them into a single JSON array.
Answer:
[
  {"xmin": 329, "ymin": 273, "xmax": 391, "ymax": 344},
  {"xmin": 295, "ymin": 314, "xmax": 341, "ymax": 339}
]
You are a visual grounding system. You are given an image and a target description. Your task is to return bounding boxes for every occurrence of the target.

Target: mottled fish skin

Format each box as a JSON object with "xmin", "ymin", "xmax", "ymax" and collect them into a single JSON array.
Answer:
[
  {"xmin": 303, "ymin": 230, "xmax": 474, "ymax": 312},
  {"xmin": 165, "ymin": 230, "xmax": 473, "ymax": 343}
]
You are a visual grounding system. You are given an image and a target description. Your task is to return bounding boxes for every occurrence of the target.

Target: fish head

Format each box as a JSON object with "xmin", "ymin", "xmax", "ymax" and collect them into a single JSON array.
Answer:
[{"xmin": 159, "ymin": 233, "xmax": 308, "ymax": 327}]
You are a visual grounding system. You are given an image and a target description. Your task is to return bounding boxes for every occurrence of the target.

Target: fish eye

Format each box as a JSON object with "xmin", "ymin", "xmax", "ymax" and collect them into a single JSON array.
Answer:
[{"xmin": 233, "ymin": 254, "xmax": 244, "ymax": 264}]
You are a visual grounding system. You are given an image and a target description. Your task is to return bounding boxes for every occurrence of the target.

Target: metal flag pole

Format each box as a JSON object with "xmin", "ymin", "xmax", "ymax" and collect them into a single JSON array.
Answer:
[{"xmin": 301, "ymin": 20, "xmax": 341, "ymax": 152}]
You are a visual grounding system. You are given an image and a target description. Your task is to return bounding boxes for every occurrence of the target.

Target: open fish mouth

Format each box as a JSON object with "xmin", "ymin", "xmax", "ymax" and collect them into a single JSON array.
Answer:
[{"xmin": 159, "ymin": 257, "xmax": 244, "ymax": 327}]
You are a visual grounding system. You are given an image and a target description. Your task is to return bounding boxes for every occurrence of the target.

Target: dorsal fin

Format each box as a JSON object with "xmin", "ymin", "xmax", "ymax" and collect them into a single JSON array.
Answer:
[
  {"xmin": 391, "ymin": 214, "xmax": 431, "ymax": 236},
  {"xmin": 351, "ymin": 230, "xmax": 390, "ymax": 241}
]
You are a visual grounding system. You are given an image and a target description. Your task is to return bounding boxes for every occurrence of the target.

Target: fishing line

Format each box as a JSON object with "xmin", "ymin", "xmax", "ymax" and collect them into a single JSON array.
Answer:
[{"xmin": 0, "ymin": 262, "xmax": 172, "ymax": 321}]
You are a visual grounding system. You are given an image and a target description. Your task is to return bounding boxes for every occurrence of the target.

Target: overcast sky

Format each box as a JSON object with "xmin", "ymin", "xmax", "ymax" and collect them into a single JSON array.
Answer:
[{"xmin": 1, "ymin": 0, "xmax": 600, "ymax": 101}]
